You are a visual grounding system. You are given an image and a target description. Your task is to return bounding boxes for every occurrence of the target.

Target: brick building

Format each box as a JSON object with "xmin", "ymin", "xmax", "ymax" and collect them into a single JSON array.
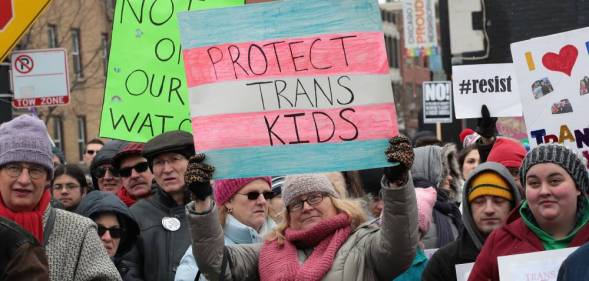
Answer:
[{"xmin": 13, "ymin": 0, "xmax": 115, "ymax": 163}]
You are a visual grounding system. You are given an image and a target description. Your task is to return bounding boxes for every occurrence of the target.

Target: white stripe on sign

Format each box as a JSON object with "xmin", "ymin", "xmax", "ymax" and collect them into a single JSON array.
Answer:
[{"xmin": 189, "ymin": 73, "xmax": 395, "ymax": 117}]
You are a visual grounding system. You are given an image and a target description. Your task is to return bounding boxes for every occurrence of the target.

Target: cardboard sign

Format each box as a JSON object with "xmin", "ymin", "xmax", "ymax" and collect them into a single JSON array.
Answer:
[
  {"xmin": 498, "ymin": 247, "xmax": 578, "ymax": 281},
  {"xmin": 179, "ymin": 0, "xmax": 398, "ymax": 179},
  {"xmin": 10, "ymin": 48, "xmax": 69, "ymax": 108},
  {"xmin": 99, "ymin": 0, "xmax": 244, "ymax": 142},
  {"xmin": 452, "ymin": 63, "xmax": 522, "ymax": 119},
  {"xmin": 455, "ymin": 262, "xmax": 474, "ymax": 281},
  {"xmin": 511, "ymin": 27, "xmax": 589, "ymax": 168},
  {"xmin": 423, "ymin": 81, "xmax": 452, "ymax": 123},
  {"xmin": 402, "ymin": 0, "xmax": 437, "ymax": 49}
]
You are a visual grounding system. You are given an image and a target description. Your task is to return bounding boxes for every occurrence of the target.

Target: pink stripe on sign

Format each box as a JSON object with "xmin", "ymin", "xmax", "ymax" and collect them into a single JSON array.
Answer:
[
  {"xmin": 183, "ymin": 32, "xmax": 388, "ymax": 87},
  {"xmin": 192, "ymin": 103, "xmax": 398, "ymax": 151}
]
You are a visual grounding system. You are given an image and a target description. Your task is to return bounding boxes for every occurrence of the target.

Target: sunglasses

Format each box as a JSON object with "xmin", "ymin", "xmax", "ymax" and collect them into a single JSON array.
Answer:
[
  {"xmin": 119, "ymin": 162, "xmax": 149, "ymax": 178},
  {"xmin": 236, "ymin": 191, "xmax": 275, "ymax": 201},
  {"xmin": 97, "ymin": 225, "xmax": 123, "ymax": 239},
  {"xmin": 92, "ymin": 165, "xmax": 120, "ymax": 178}
]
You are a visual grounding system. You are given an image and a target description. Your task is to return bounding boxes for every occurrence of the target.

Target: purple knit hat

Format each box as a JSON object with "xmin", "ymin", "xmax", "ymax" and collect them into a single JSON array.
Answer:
[
  {"xmin": 214, "ymin": 177, "xmax": 272, "ymax": 205},
  {"xmin": 0, "ymin": 115, "xmax": 53, "ymax": 178}
]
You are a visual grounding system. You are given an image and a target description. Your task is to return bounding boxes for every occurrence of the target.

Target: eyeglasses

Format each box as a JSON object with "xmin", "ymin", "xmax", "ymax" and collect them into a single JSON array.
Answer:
[
  {"xmin": 2, "ymin": 163, "xmax": 47, "ymax": 180},
  {"xmin": 53, "ymin": 183, "xmax": 81, "ymax": 191},
  {"xmin": 288, "ymin": 193, "xmax": 325, "ymax": 212},
  {"xmin": 152, "ymin": 155, "xmax": 186, "ymax": 170},
  {"xmin": 97, "ymin": 225, "xmax": 123, "ymax": 239},
  {"xmin": 119, "ymin": 162, "xmax": 149, "ymax": 178},
  {"xmin": 86, "ymin": 150, "xmax": 97, "ymax": 155},
  {"xmin": 236, "ymin": 191, "xmax": 275, "ymax": 201},
  {"xmin": 92, "ymin": 165, "xmax": 120, "ymax": 178}
]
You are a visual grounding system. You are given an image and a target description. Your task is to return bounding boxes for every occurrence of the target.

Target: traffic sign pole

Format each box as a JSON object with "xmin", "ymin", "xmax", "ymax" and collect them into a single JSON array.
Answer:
[{"xmin": 0, "ymin": 61, "xmax": 13, "ymax": 125}]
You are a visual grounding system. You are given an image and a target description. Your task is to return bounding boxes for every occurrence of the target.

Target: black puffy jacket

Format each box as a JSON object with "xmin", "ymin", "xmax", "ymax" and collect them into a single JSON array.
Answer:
[{"xmin": 122, "ymin": 187, "xmax": 191, "ymax": 281}]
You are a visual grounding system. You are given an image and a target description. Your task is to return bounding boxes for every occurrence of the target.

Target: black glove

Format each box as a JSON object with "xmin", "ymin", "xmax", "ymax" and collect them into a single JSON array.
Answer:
[
  {"xmin": 384, "ymin": 135, "xmax": 414, "ymax": 185},
  {"xmin": 475, "ymin": 105, "xmax": 497, "ymax": 138},
  {"xmin": 185, "ymin": 153, "xmax": 215, "ymax": 201}
]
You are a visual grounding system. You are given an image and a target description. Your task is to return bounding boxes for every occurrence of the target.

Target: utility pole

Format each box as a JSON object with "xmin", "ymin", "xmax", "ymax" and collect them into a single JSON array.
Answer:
[{"xmin": 0, "ymin": 61, "xmax": 12, "ymax": 125}]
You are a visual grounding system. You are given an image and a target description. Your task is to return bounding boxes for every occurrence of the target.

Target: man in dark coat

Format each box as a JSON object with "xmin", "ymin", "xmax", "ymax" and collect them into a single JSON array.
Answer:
[
  {"xmin": 422, "ymin": 162, "xmax": 521, "ymax": 281},
  {"xmin": 121, "ymin": 131, "xmax": 195, "ymax": 281}
]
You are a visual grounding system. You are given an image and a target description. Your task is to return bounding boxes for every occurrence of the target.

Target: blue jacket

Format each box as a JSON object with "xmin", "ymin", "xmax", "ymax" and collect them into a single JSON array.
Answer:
[
  {"xmin": 174, "ymin": 215, "xmax": 275, "ymax": 281},
  {"xmin": 393, "ymin": 248, "xmax": 428, "ymax": 281},
  {"xmin": 557, "ymin": 242, "xmax": 589, "ymax": 281}
]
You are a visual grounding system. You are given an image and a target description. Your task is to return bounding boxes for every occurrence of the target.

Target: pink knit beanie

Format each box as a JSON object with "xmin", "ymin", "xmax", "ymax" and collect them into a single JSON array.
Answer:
[
  {"xmin": 213, "ymin": 177, "xmax": 272, "ymax": 205},
  {"xmin": 415, "ymin": 187, "xmax": 437, "ymax": 234}
]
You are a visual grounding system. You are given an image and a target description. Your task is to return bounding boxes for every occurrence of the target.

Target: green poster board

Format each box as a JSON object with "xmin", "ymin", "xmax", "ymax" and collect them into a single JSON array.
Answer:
[{"xmin": 100, "ymin": 0, "xmax": 244, "ymax": 142}]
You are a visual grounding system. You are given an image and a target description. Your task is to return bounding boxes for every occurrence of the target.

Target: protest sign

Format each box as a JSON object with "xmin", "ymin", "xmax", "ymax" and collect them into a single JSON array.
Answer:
[
  {"xmin": 179, "ymin": 0, "xmax": 398, "ymax": 179},
  {"xmin": 455, "ymin": 262, "xmax": 474, "ymax": 281},
  {"xmin": 452, "ymin": 63, "xmax": 522, "ymax": 119},
  {"xmin": 511, "ymin": 27, "xmax": 589, "ymax": 168},
  {"xmin": 402, "ymin": 0, "xmax": 437, "ymax": 50},
  {"xmin": 99, "ymin": 0, "xmax": 244, "ymax": 142},
  {"xmin": 423, "ymin": 81, "xmax": 452, "ymax": 123},
  {"xmin": 498, "ymin": 247, "xmax": 578, "ymax": 281}
]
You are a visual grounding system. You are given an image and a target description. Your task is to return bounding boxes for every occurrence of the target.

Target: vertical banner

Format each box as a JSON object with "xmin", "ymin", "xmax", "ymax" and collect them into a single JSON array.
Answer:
[
  {"xmin": 402, "ymin": 0, "xmax": 438, "ymax": 55},
  {"xmin": 511, "ymin": 27, "xmax": 589, "ymax": 167},
  {"xmin": 178, "ymin": 0, "xmax": 398, "ymax": 179},
  {"xmin": 422, "ymin": 81, "xmax": 452, "ymax": 124},
  {"xmin": 100, "ymin": 0, "xmax": 244, "ymax": 142}
]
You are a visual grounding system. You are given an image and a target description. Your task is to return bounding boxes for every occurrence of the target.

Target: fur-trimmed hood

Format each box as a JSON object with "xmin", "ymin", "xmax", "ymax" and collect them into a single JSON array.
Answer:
[{"xmin": 411, "ymin": 144, "xmax": 464, "ymax": 203}]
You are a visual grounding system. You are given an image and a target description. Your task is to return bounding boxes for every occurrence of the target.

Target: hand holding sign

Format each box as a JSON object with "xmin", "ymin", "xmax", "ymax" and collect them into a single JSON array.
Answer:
[{"xmin": 475, "ymin": 105, "xmax": 498, "ymax": 138}]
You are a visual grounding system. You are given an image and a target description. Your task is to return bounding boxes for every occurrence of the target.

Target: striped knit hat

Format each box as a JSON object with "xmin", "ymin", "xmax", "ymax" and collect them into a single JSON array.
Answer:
[
  {"xmin": 468, "ymin": 171, "xmax": 513, "ymax": 203},
  {"xmin": 519, "ymin": 144, "xmax": 588, "ymax": 193}
]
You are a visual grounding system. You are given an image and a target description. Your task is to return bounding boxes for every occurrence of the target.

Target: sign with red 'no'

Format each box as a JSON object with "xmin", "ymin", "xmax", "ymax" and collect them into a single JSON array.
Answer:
[{"xmin": 10, "ymin": 48, "xmax": 70, "ymax": 108}]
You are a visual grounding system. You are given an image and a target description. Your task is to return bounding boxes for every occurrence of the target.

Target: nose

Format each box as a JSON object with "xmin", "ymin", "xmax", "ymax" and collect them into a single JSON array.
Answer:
[
  {"xmin": 255, "ymin": 193, "xmax": 267, "ymax": 205},
  {"xmin": 131, "ymin": 168, "xmax": 140, "ymax": 178},
  {"xmin": 16, "ymin": 168, "xmax": 32, "ymax": 184},
  {"xmin": 483, "ymin": 199, "xmax": 496, "ymax": 215},
  {"xmin": 104, "ymin": 169, "xmax": 114, "ymax": 179},
  {"xmin": 538, "ymin": 182, "xmax": 552, "ymax": 196},
  {"xmin": 101, "ymin": 230, "xmax": 112, "ymax": 242},
  {"xmin": 162, "ymin": 161, "xmax": 174, "ymax": 173}
]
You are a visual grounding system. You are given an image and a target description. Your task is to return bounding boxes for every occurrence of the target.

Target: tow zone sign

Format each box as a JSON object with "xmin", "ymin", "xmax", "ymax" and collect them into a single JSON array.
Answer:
[{"xmin": 11, "ymin": 48, "xmax": 70, "ymax": 108}]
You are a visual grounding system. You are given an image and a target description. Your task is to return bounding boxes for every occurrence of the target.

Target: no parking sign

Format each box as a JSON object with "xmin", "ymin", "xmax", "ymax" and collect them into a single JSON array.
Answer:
[{"xmin": 10, "ymin": 48, "xmax": 70, "ymax": 108}]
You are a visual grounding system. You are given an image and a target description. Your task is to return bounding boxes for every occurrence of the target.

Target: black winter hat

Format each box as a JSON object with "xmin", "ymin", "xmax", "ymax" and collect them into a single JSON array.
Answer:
[{"xmin": 143, "ymin": 131, "xmax": 195, "ymax": 165}]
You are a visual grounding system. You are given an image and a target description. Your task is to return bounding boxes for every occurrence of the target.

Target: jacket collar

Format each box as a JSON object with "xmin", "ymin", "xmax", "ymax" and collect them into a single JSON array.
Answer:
[{"xmin": 224, "ymin": 215, "xmax": 275, "ymax": 244}]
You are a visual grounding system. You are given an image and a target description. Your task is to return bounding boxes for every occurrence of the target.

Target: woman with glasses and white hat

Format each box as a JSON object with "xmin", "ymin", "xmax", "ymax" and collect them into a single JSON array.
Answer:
[
  {"xmin": 0, "ymin": 115, "xmax": 121, "ymax": 281},
  {"xmin": 182, "ymin": 136, "xmax": 418, "ymax": 281},
  {"xmin": 175, "ymin": 176, "xmax": 276, "ymax": 281}
]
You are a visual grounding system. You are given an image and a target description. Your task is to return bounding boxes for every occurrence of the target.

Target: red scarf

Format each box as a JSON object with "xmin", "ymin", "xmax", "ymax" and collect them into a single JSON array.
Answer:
[
  {"xmin": 117, "ymin": 187, "xmax": 136, "ymax": 207},
  {"xmin": 259, "ymin": 213, "xmax": 352, "ymax": 281},
  {"xmin": 0, "ymin": 189, "xmax": 51, "ymax": 243}
]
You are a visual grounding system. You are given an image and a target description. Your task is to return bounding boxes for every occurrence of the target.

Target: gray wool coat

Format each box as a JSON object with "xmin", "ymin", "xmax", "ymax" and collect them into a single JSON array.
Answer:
[
  {"xmin": 186, "ymin": 175, "xmax": 418, "ymax": 281},
  {"xmin": 42, "ymin": 205, "xmax": 121, "ymax": 281}
]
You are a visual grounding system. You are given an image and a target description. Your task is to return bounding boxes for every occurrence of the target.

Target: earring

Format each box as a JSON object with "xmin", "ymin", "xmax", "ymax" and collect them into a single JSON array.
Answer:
[{"xmin": 228, "ymin": 208, "xmax": 233, "ymax": 213}]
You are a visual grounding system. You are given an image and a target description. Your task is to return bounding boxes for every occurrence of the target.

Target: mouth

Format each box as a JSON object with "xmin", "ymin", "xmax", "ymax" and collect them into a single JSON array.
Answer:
[
  {"xmin": 481, "ymin": 218, "xmax": 500, "ymax": 223},
  {"xmin": 12, "ymin": 188, "xmax": 32, "ymax": 197},
  {"xmin": 539, "ymin": 200, "xmax": 558, "ymax": 206}
]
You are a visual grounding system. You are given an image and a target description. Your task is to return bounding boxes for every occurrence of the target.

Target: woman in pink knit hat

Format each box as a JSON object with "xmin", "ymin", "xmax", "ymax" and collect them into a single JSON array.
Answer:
[{"xmin": 175, "ymin": 176, "xmax": 276, "ymax": 281}]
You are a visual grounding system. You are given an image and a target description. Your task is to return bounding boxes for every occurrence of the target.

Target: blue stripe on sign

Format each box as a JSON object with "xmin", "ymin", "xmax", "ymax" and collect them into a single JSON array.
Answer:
[
  {"xmin": 204, "ymin": 139, "xmax": 398, "ymax": 179},
  {"xmin": 178, "ymin": 0, "xmax": 382, "ymax": 49}
]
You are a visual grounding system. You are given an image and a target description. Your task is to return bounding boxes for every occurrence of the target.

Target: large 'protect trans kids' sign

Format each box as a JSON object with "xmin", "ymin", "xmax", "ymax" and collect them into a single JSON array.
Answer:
[{"xmin": 178, "ymin": 0, "xmax": 399, "ymax": 179}]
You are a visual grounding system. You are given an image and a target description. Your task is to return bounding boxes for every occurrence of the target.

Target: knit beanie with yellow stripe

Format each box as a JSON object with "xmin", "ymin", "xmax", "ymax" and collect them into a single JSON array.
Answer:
[{"xmin": 468, "ymin": 171, "xmax": 513, "ymax": 203}]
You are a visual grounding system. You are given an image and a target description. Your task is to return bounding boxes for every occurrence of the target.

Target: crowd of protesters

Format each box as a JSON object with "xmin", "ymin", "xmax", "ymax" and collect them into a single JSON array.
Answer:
[{"xmin": 1, "ymin": 104, "xmax": 589, "ymax": 281}]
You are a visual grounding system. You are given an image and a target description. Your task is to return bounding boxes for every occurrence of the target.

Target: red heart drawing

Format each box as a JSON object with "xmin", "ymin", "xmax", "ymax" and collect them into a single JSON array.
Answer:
[{"xmin": 542, "ymin": 45, "xmax": 578, "ymax": 76}]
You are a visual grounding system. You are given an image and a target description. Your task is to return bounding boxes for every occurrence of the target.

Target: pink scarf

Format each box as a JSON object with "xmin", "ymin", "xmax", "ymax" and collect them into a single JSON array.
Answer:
[{"xmin": 259, "ymin": 213, "xmax": 352, "ymax": 281}]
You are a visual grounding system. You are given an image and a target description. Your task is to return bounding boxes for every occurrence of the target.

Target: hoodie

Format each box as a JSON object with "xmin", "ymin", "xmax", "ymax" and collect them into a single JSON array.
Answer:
[{"xmin": 422, "ymin": 162, "xmax": 521, "ymax": 281}]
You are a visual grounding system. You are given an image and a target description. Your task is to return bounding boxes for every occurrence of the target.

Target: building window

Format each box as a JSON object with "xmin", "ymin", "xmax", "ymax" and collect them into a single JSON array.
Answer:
[
  {"xmin": 102, "ymin": 33, "xmax": 109, "ymax": 76},
  {"xmin": 71, "ymin": 28, "xmax": 84, "ymax": 79},
  {"xmin": 391, "ymin": 37, "xmax": 399, "ymax": 68},
  {"xmin": 52, "ymin": 116, "xmax": 64, "ymax": 152},
  {"xmin": 77, "ymin": 116, "xmax": 87, "ymax": 161},
  {"xmin": 48, "ymin": 24, "xmax": 58, "ymax": 48}
]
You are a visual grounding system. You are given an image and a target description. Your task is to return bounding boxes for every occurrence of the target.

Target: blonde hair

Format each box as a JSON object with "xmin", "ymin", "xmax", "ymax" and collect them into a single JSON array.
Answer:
[
  {"xmin": 265, "ymin": 196, "xmax": 367, "ymax": 245},
  {"xmin": 325, "ymin": 172, "xmax": 349, "ymax": 198}
]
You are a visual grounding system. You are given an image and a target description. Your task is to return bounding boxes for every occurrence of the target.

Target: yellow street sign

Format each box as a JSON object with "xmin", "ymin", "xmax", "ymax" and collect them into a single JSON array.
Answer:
[{"xmin": 0, "ymin": 0, "xmax": 52, "ymax": 62}]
